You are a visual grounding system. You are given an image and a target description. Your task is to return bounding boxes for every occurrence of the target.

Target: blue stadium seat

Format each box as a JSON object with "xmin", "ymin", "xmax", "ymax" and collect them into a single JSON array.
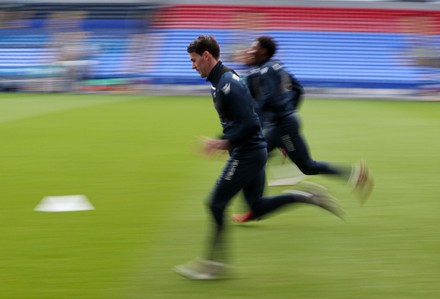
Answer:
[
  {"xmin": 0, "ymin": 25, "xmax": 424, "ymax": 88},
  {"xmin": 150, "ymin": 29, "xmax": 421, "ymax": 88}
]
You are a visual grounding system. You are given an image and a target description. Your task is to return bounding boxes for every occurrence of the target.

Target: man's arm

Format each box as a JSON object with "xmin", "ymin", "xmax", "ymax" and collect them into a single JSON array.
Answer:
[{"xmin": 219, "ymin": 74, "xmax": 260, "ymax": 148}]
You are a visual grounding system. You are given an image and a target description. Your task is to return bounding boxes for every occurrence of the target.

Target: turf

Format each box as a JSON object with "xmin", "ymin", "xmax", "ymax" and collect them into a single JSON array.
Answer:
[{"xmin": 0, "ymin": 93, "xmax": 439, "ymax": 299}]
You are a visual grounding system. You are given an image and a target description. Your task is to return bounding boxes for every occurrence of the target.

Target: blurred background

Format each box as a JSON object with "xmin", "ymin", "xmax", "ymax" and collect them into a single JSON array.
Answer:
[
  {"xmin": 1, "ymin": 0, "xmax": 440, "ymax": 99},
  {"xmin": 1, "ymin": 2, "xmax": 439, "ymax": 298}
]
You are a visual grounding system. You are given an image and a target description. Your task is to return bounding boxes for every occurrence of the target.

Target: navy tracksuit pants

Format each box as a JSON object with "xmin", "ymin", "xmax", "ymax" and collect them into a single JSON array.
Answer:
[
  {"xmin": 264, "ymin": 114, "xmax": 345, "ymax": 176},
  {"xmin": 206, "ymin": 146, "xmax": 313, "ymax": 261}
]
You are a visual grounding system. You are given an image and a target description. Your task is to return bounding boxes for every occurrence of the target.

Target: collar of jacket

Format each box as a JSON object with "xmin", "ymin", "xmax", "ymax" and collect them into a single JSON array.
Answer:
[
  {"xmin": 258, "ymin": 58, "xmax": 271, "ymax": 67},
  {"xmin": 206, "ymin": 61, "xmax": 223, "ymax": 86}
]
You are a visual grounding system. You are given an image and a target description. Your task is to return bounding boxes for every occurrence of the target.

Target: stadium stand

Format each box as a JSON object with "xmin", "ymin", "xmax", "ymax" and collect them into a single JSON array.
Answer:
[
  {"xmin": 0, "ymin": 2, "xmax": 155, "ymax": 91},
  {"xmin": 151, "ymin": 5, "xmax": 440, "ymax": 89},
  {"xmin": 1, "ymin": 3, "xmax": 440, "ymax": 92}
]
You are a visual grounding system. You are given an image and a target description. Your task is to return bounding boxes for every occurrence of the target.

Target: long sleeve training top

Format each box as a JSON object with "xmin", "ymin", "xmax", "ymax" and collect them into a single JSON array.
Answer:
[{"xmin": 206, "ymin": 61, "xmax": 266, "ymax": 152}]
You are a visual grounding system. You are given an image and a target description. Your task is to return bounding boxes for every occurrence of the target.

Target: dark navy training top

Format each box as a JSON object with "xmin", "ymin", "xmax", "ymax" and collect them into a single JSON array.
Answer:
[
  {"xmin": 206, "ymin": 61, "xmax": 266, "ymax": 152},
  {"xmin": 245, "ymin": 59, "xmax": 303, "ymax": 124}
]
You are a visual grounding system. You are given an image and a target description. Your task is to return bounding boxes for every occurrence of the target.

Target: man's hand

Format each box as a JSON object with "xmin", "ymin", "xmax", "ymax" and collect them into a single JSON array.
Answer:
[
  {"xmin": 191, "ymin": 136, "xmax": 230, "ymax": 159},
  {"xmin": 202, "ymin": 137, "xmax": 230, "ymax": 156}
]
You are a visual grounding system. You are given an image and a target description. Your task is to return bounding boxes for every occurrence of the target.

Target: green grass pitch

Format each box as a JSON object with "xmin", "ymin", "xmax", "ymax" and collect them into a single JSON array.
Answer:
[{"xmin": 0, "ymin": 93, "xmax": 439, "ymax": 298}]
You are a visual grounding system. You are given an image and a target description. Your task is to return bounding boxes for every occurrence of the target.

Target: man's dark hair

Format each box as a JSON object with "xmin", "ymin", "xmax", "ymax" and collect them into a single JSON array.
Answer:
[
  {"xmin": 187, "ymin": 35, "xmax": 220, "ymax": 60},
  {"xmin": 257, "ymin": 36, "xmax": 277, "ymax": 59}
]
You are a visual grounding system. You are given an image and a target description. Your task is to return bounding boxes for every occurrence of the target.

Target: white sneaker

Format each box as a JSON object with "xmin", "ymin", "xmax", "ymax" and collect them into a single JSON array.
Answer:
[
  {"xmin": 174, "ymin": 258, "xmax": 231, "ymax": 280},
  {"xmin": 283, "ymin": 183, "xmax": 345, "ymax": 220},
  {"xmin": 349, "ymin": 160, "xmax": 374, "ymax": 205}
]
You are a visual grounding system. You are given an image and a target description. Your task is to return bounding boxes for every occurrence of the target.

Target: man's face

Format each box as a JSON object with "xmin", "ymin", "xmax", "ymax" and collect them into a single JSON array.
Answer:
[
  {"xmin": 189, "ymin": 51, "xmax": 210, "ymax": 78},
  {"xmin": 249, "ymin": 41, "xmax": 265, "ymax": 65},
  {"xmin": 243, "ymin": 47, "xmax": 256, "ymax": 66}
]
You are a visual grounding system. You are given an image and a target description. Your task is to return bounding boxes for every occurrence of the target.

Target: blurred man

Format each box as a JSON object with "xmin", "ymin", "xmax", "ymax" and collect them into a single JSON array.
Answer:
[
  {"xmin": 174, "ymin": 35, "xmax": 342, "ymax": 280},
  {"xmin": 233, "ymin": 36, "xmax": 373, "ymax": 223}
]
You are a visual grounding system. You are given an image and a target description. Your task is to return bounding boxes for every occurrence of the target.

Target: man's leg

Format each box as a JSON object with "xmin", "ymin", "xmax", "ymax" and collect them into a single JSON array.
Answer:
[
  {"xmin": 175, "ymin": 149, "xmax": 267, "ymax": 280},
  {"xmin": 254, "ymin": 188, "xmax": 344, "ymax": 220},
  {"xmin": 234, "ymin": 185, "xmax": 344, "ymax": 223},
  {"xmin": 281, "ymin": 116, "xmax": 373, "ymax": 202},
  {"xmin": 279, "ymin": 115, "xmax": 349, "ymax": 177},
  {"xmin": 206, "ymin": 149, "xmax": 267, "ymax": 261}
]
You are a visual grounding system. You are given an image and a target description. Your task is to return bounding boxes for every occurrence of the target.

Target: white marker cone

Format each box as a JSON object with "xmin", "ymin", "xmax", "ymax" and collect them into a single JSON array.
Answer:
[{"xmin": 34, "ymin": 195, "xmax": 95, "ymax": 212}]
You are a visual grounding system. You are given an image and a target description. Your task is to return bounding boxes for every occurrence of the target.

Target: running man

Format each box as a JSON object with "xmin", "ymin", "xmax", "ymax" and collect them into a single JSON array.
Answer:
[
  {"xmin": 233, "ymin": 36, "xmax": 373, "ymax": 223},
  {"xmin": 174, "ymin": 35, "xmax": 343, "ymax": 280}
]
